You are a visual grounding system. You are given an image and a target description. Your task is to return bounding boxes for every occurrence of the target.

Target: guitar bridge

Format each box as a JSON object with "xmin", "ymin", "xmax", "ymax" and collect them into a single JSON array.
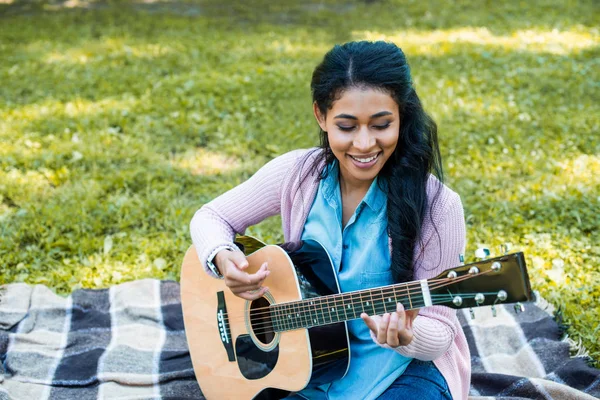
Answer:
[{"xmin": 217, "ymin": 291, "xmax": 235, "ymax": 362}]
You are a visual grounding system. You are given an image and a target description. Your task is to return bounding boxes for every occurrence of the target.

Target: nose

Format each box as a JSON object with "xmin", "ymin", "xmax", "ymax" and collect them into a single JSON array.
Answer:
[{"xmin": 353, "ymin": 126, "xmax": 374, "ymax": 151}]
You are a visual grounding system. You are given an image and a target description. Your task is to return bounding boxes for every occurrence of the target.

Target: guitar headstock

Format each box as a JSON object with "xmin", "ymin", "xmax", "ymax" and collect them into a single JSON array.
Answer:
[{"xmin": 428, "ymin": 252, "xmax": 533, "ymax": 311}]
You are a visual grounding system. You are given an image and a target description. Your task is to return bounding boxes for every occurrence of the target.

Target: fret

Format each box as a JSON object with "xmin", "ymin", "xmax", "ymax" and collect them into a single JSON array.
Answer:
[
  {"xmin": 275, "ymin": 304, "xmax": 284, "ymax": 332},
  {"xmin": 289, "ymin": 302, "xmax": 296, "ymax": 330},
  {"xmin": 300, "ymin": 300, "xmax": 308, "ymax": 328},
  {"xmin": 280, "ymin": 303, "xmax": 288, "ymax": 331},
  {"xmin": 297, "ymin": 302, "xmax": 304, "ymax": 330},
  {"xmin": 321, "ymin": 297, "xmax": 330, "ymax": 325},
  {"xmin": 331, "ymin": 295, "xmax": 340, "ymax": 323},
  {"xmin": 285, "ymin": 303, "xmax": 293, "ymax": 330},
  {"xmin": 309, "ymin": 299, "xmax": 319, "ymax": 327},
  {"xmin": 381, "ymin": 287, "xmax": 395, "ymax": 314},
  {"xmin": 273, "ymin": 282, "xmax": 428, "ymax": 332},
  {"xmin": 336, "ymin": 294, "xmax": 346, "ymax": 323},
  {"xmin": 406, "ymin": 283, "xmax": 413, "ymax": 309},
  {"xmin": 270, "ymin": 306, "xmax": 279, "ymax": 332},
  {"xmin": 345, "ymin": 293, "xmax": 357, "ymax": 320},
  {"xmin": 277, "ymin": 303, "xmax": 284, "ymax": 331},
  {"xmin": 371, "ymin": 289, "xmax": 385, "ymax": 315},
  {"xmin": 368, "ymin": 289, "xmax": 376, "ymax": 315},
  {"xmin": 359, "ymin": 290, "xmax": 369, "ymax": 316},
  {"xmin": 316, "ymin": 298, "xmax": 326, "ymax": 326},
  {"xmin": 290, "ymin": 302, "xmax": 298, "ymax": 330},
  {"xmin": 324, "ymin": 296, "xmax": 334, "ymax": 324}
]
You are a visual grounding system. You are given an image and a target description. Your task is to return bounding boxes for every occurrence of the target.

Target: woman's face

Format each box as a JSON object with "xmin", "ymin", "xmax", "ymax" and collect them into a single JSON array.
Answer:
[{"xmin": 314, "ymin": 86, "xmax": 400, "ymax": 190}]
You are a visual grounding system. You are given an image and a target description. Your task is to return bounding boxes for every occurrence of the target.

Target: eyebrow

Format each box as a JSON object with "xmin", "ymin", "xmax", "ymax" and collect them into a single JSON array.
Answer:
[{"xmin": 334, "ymin": 111, "xmax": 393, "ymax": 120}]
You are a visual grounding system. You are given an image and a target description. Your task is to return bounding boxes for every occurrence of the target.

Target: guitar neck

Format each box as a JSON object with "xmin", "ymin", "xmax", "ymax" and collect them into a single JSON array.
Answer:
[
  {"xmin": 267, "ymin": 251, "xmax": 531, "ymax": 333},
  {"xmin": 269, "ymin": 280, "xmax": 430, "ymax": 332}
]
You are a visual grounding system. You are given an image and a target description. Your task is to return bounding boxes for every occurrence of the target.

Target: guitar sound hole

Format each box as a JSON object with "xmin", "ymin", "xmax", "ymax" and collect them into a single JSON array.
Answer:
[{"xmin": 250, "ymin": 297, "xmax": 275, "ymax": 345}]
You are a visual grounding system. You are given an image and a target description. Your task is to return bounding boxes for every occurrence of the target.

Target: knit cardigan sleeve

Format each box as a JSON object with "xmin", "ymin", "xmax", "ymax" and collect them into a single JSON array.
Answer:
[
  {"xmin": 189, "ymin": 149, "xmax": 306, "ymax": 277},
  {"xmin": 372, "ymin": 182, "xmax": 466, "ymax": 361}
]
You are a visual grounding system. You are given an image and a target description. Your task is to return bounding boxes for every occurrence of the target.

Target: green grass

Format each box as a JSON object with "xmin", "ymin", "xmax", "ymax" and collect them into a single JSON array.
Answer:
[{"xmin": 1, "ymin": 0, "xmax": 598, "ymax": 363}]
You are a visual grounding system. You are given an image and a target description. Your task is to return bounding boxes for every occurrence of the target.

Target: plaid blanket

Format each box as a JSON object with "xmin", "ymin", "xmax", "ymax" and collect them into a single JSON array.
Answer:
[{"xmin": 1, "ymin": 279, "xmax": 598, "ymax": 400}]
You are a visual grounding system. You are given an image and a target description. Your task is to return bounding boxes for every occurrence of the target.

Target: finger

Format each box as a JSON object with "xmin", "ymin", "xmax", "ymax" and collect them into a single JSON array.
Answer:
[
  {"xmin": 388, "ymin": 311, "xmax": 400, "ymax": 347},
  {"xmin": 360, "ymin": 313, "xmax": 378, "ymax": 335},
  {"xmin": 229, "ymin": 250, "xmax": 249, "ymax": 270},
  {"xmin": 398, "ymin": 325, "xmax": 414, "ymax": 346},
  {"xmin": 235, "ymin": 286, "xmax": 269, "ymax": 301},
  {"xmin": 405, "ymin": 308, "xmax": 418, "ymax": 331},
  {"xmin": 231, "ymin": 281, "xmax": 269, "ymax": 292},
  {"xmin": 225, "ymin": 262, "xmax": 269, "ymax": 287},
  {"xmin": 377, "ymin": 313, "xmax": 390, "ymax": 344},
  {"xmin": 396, "ymin": 303, "xmax": 414, "ymax": 345},
  {"xmin": 396, "ymin": 303, "xmax": 407, "ymax": 327}
]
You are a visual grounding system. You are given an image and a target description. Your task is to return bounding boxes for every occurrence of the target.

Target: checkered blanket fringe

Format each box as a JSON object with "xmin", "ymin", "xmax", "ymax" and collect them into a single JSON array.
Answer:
[{"xmin": 0, "ymin": 279, "xmax": 598, "ymax": 400}]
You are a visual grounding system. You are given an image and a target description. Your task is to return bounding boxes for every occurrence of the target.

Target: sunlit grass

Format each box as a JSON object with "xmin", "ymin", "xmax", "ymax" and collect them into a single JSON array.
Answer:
[
  {"xmin": 170, "ymin": 148, "xmax": 242, "ymax": 176},
  {"xmin": 42, "ymin": 40, "xmax": 176, "ymax": 65},
  {"xmin": 0, "ymin": 0, "xmax": 598, "ymax": 364},
  {"xmin": 359, "ymin": 27, "xmax": 600, "ymax": 56}
]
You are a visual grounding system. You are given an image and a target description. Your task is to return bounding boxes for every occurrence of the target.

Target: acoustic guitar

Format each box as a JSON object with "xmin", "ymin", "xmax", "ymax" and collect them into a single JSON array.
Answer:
[{"xmin": 181, "ymin": 236, "xmax": 532, "ymax": 400}]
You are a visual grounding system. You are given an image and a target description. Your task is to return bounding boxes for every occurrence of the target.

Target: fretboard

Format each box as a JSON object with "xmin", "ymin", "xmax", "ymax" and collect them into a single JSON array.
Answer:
[{"xmin": 270, "ymin": 280, "xmax": 431, "ymax": 332}]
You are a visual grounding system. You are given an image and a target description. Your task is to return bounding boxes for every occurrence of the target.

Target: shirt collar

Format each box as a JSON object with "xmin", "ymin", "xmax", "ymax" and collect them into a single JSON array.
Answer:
[{"xmin": 321, "ymin": 160, "xmax": 386, "ymax": 213}]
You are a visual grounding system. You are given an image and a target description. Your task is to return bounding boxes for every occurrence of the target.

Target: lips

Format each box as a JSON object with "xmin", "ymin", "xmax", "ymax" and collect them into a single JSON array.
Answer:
[
  {"xmin": 349, "ymin": 152, "xmax": 380, "ymax": 163},
  {"xmin": 346, "ymin": 152, "xmax": 381, "ymax": 170}
]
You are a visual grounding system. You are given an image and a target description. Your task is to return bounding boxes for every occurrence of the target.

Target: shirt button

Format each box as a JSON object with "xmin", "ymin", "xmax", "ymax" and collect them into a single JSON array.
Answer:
[{"xmin": 343, "ymin": 244, "xmax": 349, "ymax": 250}]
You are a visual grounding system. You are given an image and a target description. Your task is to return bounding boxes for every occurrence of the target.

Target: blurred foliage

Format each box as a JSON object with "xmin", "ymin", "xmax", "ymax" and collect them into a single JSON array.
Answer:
[{"xmin": 0, "ymin": 0, "xmax": 598, "ymax": 364}]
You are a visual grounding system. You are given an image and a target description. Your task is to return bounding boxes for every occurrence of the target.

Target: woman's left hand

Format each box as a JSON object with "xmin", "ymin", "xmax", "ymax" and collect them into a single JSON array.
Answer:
[{"xmin": 361, "ymin": 302, "xmax": 419, "ymax": 347}]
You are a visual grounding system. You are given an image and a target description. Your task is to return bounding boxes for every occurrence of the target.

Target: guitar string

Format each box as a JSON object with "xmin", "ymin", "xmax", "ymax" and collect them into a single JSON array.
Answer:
[
  {"xmin": 246, "ymin": 276, "xmax": 497, "ymax": 332},
  {"xmin": 219, "ymin": 276, "xmax": 447, "ymax": 324},
  {"xmin": 249, "ymin": 292, "xmax": 500, "ymax": 337},
  {"xmin": 220, "ymin": 270, "xmax": 485, "ymax": 327},
  {"xmin": 220, "ymin": 269, "xmax": 494, "ymax": 333}
]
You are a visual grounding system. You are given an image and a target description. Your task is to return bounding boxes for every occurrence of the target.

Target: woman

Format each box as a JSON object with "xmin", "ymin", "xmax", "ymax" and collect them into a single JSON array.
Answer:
[{"xmin": 190, "ymin": 41, "xmax": 469, "ymax": 400}]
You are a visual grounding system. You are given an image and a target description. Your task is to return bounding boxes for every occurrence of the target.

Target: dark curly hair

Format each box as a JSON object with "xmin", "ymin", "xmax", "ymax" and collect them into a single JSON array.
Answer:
[{"xmin": 310, "ymin": 40, "xmax": 443, "ymax": 283}]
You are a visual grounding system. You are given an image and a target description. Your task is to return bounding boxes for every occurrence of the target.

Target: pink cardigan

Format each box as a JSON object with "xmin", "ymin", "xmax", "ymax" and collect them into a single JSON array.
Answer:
[{"xmin": 190, "ymin": 148, "xmax": 471, "ymax": 400}]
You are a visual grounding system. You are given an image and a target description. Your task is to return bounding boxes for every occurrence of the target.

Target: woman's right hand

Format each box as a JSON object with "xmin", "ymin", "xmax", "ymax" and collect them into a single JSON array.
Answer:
[{"xmin": 214, "ymin": 248, "xmax": 270, "ymax": 300}]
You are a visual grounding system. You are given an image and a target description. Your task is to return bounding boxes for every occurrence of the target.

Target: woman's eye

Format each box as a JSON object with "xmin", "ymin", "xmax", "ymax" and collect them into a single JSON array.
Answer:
[
  {"xmin": 337, "ymin": 125, "xmax": 355, "ymax": 132},
  {"xmin": 374, "ymin": 123, "xmax": 391, "ymax": 130}
]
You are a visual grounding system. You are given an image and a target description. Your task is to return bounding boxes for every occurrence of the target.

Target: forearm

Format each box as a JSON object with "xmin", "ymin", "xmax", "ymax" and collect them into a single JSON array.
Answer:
[
  {"xmin": 190, "ymin": 206, "xmax": 240, "ymax": 277},
  {"xmin": 189, "ymin": 149, "xmax": 307, "ymax": 275}
]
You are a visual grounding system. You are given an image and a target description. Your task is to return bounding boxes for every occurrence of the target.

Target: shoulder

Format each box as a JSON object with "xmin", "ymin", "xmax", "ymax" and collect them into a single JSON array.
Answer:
[
  {"xmin": 259, "ymin": 148, "xmax": 325, "ymax": 197},
  {"xmin": 266, "ymin": 147, "xmax": 322, "ymax": 169},
  {"xmin": 264, "ymin": 147, "xmax": 324, "ymax": 181}
]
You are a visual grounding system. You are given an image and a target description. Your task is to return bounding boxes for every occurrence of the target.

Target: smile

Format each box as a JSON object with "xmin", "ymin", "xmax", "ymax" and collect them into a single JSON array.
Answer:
[{"xmin": 349, "ymin": 153, "xmax": 380, "ymax": 163}]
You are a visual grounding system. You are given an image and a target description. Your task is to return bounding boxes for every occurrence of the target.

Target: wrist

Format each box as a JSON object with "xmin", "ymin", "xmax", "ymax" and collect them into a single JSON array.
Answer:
[
  {"xmin": 207, "ymin": 245, "xmax": 236, "ymax": 278},
  {"xmin": 213, "ymin": 249, "xmax": 232, "ymax": 272}
]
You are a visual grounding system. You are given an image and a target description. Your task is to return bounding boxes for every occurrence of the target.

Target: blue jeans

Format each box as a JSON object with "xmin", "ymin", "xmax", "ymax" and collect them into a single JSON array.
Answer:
[{"xmin": 377, "ymin": 359, "xmax": 453, "ymax": 400}]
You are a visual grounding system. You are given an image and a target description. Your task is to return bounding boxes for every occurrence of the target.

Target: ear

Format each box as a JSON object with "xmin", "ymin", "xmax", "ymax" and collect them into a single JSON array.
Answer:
[{"xmin": 312, "ymin": 102, "xmax": 327, "ymax": 132}]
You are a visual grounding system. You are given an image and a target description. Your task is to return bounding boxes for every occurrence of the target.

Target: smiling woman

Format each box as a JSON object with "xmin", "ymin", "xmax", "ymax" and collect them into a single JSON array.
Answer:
[
  {"xmin": 189, "ymin": 41, "xmax": 467, "ymax": 400},
  {"xmin": 313, "ymin": 88, "xmax": 400, "ymax": 199}
]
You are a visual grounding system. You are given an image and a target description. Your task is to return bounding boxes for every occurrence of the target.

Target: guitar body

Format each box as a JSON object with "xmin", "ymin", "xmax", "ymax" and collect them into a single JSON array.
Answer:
[{"xmin": 181, "ymin": 237, "xmax": 350, "ymax": 400}]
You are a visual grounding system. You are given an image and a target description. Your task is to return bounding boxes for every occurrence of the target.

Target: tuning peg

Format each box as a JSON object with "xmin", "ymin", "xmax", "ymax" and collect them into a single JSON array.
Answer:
[
  {"xmin": 491, "ymin": 305, "xmax": 497, "ymax": 317},
  {"xmin": 475, "ymin": 247, "xmax": 490, "ymax": 259},
  {"xmin": 514, "ymin": 302, "xmax": 525, "ymax": 314},
  {"xmin": 459, "ymin": 253, "xmax": 465, "ymax": 265},
  {"xmin": 500, "ymin": 243, "xmax": 511, "ymax": 255},
  {"xmin": 469, "ymin": 308, "xmax": 475, "ymax": 319}
]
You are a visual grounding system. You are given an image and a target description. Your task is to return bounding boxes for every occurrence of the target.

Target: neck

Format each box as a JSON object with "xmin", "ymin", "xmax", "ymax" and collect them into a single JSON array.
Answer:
[
  {"xmin": 270, "ymin": 279, "xmax": 431, "ymax": 332},
  {"xmin": 338, "ymin": 169, "xmax": 372, "ymax": 198}
]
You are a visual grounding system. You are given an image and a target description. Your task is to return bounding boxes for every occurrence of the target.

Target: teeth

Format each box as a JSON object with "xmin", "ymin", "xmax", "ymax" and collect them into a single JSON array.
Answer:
[{"xmin": 351, "ymin": 154, "xmax": 378, "ymax": 163}]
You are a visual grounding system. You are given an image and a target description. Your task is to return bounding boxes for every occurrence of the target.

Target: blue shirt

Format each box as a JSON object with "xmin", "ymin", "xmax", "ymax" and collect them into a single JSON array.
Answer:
[{"xmin": 294, "ymin": 161, "xmax": 412, "ymax": 400}]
